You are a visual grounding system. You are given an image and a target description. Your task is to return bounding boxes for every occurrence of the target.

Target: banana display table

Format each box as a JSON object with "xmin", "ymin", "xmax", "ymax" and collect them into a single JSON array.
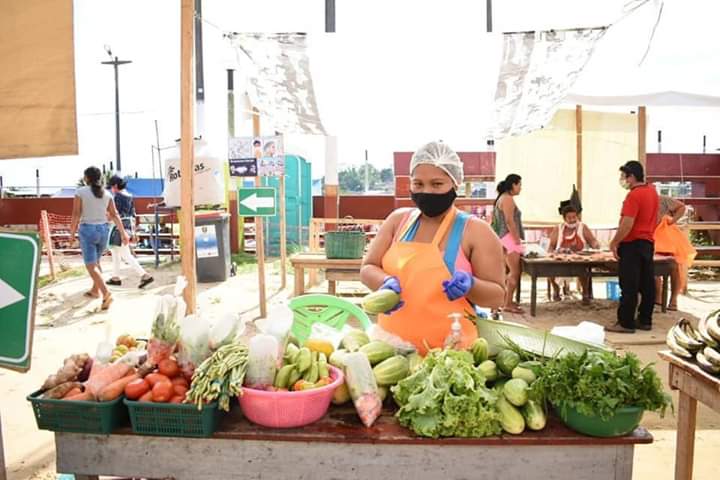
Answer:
[
  {"xmin": 659, "ymin": 350, "xmax": 720, "ymax": 480},
  {"xmin": 54, "ymin": 406, "xmax": 651, "ymax": 480}
]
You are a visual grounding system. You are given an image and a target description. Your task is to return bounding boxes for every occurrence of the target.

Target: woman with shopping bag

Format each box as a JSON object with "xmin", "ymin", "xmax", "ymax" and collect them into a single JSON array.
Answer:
[{"xmin": 360, "ymin": 142, "xmax": 506, "ymax": 355}]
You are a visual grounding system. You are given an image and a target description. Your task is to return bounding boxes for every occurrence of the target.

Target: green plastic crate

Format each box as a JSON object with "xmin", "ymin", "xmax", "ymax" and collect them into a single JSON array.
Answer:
[
  {"xmin": 325, "ymin": 231, "xmax": 366, "ymax": 259},
  {"xmin": 27, "ymin": 389, "xmax": 129, "ymax": 434},
  {"xmin": 124, "ymin": 399, "xmax": 221, "ymax": 437}
]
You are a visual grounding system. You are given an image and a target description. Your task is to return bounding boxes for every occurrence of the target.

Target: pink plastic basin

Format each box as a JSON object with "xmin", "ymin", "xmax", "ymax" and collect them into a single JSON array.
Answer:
[{"xmin": 239, "ymin": 365, "xmax": 344, "ymax": 428}]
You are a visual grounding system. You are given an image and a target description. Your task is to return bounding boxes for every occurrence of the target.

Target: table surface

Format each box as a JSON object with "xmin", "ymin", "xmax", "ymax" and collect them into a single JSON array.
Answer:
[
  {"xmin": 105, "ymin": 405, "xmax": 652, "ymax": 447},
  {"xmin": 290, "ymin": 252, "xmax": 363, "ymax": 267},
  {"xmin": 658, "ymin": 350, "xmax": 720, "ymax": 393},
  {"xmin": 523, "ymin": 253, "xmax": 675, "ymax": 267}
]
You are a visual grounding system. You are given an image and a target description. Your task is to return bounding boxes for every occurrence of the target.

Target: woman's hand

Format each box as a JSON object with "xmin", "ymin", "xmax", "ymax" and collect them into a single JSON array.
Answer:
[
  {"xmin": 380, "ymin": 276, "xmax": 404, "ymax": 314},
  {"xmin": 121, "ymin": 232, "xmax": 130, "ymax": 246},
  {"xmin": 442, "ymin": 270, "xmax": 474, "ymax": 301}
]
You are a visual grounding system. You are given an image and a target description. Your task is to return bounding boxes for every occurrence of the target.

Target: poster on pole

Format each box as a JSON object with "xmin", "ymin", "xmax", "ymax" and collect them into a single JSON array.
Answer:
[{"xmin": 228, "ymin": 136, "xmax": 284, "ymax": 177}]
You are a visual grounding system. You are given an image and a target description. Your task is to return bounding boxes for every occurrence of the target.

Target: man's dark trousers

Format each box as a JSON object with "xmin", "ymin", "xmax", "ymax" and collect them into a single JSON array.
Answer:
[{"xmin": 617, "ymin": 240, "xmax": 655, "ymax": 329}]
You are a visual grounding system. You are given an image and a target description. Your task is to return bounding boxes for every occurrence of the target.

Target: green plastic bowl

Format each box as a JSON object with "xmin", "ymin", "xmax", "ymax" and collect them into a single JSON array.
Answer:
[{"xmin": 556, "ymin": 404, "xmax": 644, "ymax": 437}]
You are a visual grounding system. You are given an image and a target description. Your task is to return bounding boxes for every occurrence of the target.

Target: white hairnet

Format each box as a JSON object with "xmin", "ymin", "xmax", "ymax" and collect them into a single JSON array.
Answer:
[{"xmin": 410, "ymin": 141, "xmax": 464, "ymax": 186}]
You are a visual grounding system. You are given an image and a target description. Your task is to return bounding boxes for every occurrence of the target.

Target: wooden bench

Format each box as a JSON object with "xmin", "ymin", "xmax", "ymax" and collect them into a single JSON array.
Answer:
[{"xmin": 290, "ymin": 252, "xmax": 362, "ymax": 297}]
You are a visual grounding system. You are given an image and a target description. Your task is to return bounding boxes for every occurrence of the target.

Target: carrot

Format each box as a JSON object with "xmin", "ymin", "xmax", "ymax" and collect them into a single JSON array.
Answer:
[
  {"xmin": 85, "ymin": 362, "xmax": 132, "ymax": 397},
  {"xmin": 62, "ymin": 386, "xmax": 84, "ymax": 399},
  {"xmin": 66, "ymin": 391, "xmax": 95, "ymax": 401},
  {"xmin": 98, "ymin": 373, "xmax": 138, "ymax": 401}
]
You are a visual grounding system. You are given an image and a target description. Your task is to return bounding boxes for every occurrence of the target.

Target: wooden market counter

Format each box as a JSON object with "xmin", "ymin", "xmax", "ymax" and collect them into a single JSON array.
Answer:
[
  {"xmin": 659, "ymin": 350, "xmax": 720, "ymax": 480},
  {"xmin": 55, "ymin": 406, "xmax": 652, "ymax": 480}
]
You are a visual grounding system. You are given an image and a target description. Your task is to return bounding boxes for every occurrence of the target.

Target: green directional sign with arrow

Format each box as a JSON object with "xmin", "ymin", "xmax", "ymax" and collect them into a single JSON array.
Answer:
[
  {"xmin": 238, "ymin": 187, "xmax": 277, "ymax": 217},
  {"xmin": 0, "ymin": 232, "xmax": 40, "ymax": 372}
]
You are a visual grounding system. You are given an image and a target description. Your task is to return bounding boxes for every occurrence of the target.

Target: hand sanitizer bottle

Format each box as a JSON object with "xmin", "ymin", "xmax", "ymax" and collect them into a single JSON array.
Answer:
[{"xmin": 444, "ymin": 313, "xmax": 464, "ymax": 350}]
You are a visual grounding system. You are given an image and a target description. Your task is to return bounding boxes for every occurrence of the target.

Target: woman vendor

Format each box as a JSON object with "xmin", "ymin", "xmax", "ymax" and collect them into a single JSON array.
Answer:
[
  {"xmin": 654, "ymin": 195, "xmax": 696, "ymax": 311},
  {"xmin": 548, "ymin": 202, "xmax": 600, "ymax": 302},
  {"xmin": 492, "ymin": 174, "xmax": 525, "ymax": 313},
  {"xmin": 360, "ymin": 142, "xmax": 506, "ymax": 355}
]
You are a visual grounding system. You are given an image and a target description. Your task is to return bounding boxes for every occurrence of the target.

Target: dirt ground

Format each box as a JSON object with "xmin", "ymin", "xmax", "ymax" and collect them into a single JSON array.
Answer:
[{"xmin": 1, "ymin": 258, "xmax": 718, "ymax": 479}]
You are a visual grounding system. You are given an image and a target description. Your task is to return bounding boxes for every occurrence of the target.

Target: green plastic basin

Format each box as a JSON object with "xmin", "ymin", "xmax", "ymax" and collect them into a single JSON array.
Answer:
[{"xmin": 556, "ymin": 404, "xmax": 645, "ymax": 437}]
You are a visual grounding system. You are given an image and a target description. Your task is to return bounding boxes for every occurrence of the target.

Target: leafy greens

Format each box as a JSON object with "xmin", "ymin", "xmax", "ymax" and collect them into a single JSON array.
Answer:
[
  {"xmin": 534, "ymin": 350, "xmax": 672, "ymax": 421},
  {"xmin": 391, "ymin": 349, "xmax": 502, "ymax": 438}
]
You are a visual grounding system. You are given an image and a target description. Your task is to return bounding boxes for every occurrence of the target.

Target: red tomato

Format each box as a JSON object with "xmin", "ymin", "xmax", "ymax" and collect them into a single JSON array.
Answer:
[
  {"xmin": 138, "ymin": 390, "xmax": 154, "ymax": 402},
  {"xmin": 171, "ymin": 376, "xmax": 189, "ymax": 388},
  {"xmin": 158, "ymin": 358, "xmax": 180, "ymax": 378},
  {"xmin": 173, "ymin": 385, "xmax": 188, "ymax": 398},
  {"xmin": 169, "ymin": 395, "xmax": 184, "ymax": 404},
  {"xmin": 151, "ymin": 381, "xmax": 173, "ymax": 403},
  {"xmin": 124, "ymin": 378, "xmax": 151, "ymax": 400},
  {"xmin": 145, "ymin": 373, "xmax": 171, "ymax": 387}
]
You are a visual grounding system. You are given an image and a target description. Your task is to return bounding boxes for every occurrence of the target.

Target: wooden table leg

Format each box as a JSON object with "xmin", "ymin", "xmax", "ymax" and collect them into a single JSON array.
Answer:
[
  {"xmin": 328, "ymin": 280, "xmax": 336, "ymax": 295},
  {"xmin": 662, "ymin": 274, "xmax": 669, "ymax": 313},
  {"xmin": 530, "ymin": 275, "xmax": 537, "ymax": 317},
  {"xmin": 294, "ymin": 266, "xmax": 304, "ymax": 297},
  {"xmin": 675, "ymin": 391, "xmax": 697, "ymax": 480}
]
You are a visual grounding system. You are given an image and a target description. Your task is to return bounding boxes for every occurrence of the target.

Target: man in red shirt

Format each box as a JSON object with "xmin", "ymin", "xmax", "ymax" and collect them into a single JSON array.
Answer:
[{"xmin": 607, "ymin": 161, "xmax": 659, "ymax": 333}]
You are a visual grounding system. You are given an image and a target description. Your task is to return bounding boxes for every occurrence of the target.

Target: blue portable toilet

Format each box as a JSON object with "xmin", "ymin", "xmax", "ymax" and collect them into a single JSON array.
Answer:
[{"xmin": 260, "ymin": 154, "xmax": 312, "ymax": 256}]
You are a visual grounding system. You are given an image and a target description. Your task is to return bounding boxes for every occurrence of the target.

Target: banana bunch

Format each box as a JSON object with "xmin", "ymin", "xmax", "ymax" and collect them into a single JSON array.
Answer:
[{"xmin": 666, "ymin": 313, "xmax": 720, "ymax": 375}]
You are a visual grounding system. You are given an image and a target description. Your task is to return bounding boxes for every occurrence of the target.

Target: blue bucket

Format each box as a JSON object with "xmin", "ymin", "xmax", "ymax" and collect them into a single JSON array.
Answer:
[{"xmin": 606, "ymin": 281, "xmax": 620, "ymax": 301}]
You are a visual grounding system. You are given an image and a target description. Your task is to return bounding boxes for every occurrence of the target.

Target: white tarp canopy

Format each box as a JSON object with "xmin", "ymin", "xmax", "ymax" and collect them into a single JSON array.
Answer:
[{"xmin": 565, "ymin": 91, "xmax": 720, "ymax": 108}]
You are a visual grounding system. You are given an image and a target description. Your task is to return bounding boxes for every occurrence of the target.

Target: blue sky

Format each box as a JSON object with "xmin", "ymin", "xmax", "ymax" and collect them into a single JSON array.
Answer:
[{"xmin": 1, "ymin": 0, "xmax": 719, "ymax": 188}]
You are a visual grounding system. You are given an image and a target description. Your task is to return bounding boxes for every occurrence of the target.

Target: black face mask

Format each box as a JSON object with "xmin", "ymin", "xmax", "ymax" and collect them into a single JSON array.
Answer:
[{"xmin": 411, "ymin": 189, "xmax": 457, "ymax": 217}]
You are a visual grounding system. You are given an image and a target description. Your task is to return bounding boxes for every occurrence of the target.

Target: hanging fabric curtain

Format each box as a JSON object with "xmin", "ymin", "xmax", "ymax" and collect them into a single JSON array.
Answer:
[
  {"xmin": 491, "ymin": 28, "xmax": 606, "ymax": 139},
  {"xmin": 0, "ymin": 0, "xmax": 77, "ymax": 159},
  {"xmin": 227, "ymin": 33, "xmax": 326, "ymax": 135}
]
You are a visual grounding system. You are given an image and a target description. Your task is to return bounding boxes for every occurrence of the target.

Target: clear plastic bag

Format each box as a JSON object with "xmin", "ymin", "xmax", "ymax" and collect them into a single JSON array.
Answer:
[
  {"xmin": 308, "ymin": 322, "xmax": 346, "ymax": 350},
  {"xmin": 344, "ymin": 352, "xmax": 383, "ymax": 427},
  {"xmin": 177, "ymin": 313, "xmax": 211, "ymax": 378},
  {"xmin": 209, "ymin": 312, "xmax": 246, "ymax": 351},
  {"xmin": 245, "ymin": 334, "xmax": 279, "ymax": 389},
  {"xmin": 368, "ymin": 324, "xmax": 416, "ymax": 356},
  {"xmin": 255, "ymin": 308, "xmax": 293, "ymax": 361}
]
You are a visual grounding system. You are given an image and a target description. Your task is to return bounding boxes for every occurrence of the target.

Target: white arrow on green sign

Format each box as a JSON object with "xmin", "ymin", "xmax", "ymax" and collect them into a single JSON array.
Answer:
[
  {"xmin": 238, "ymin": 187, "xmax": 277, "ymax": 217},
  {"xmin": 0, "ymin": 232, "xmax": 40, "ymax": 372}
]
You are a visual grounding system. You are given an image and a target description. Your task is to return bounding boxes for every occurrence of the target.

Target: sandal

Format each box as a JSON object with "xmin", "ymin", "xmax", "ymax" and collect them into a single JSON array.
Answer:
[
  {"xmin": 138, "ymin": 276, "xmax": 155, "ymax": 289},
  {"xmin": 106, "ymin": 278, "xmax": 122, "ymax": 286},
  {"xmin": 83, "ymin": 291, "xmax": 100, "ymax": 298},
  {"xmin": 503, "ymin": 305, "xmax": 525, "ymax": 315},
  {"xmin": 667, "ymin": 304, "xmax": 678, "ymax": 311},
  {"xmin": 101, "ymin": 295, "xmax": 113, "ymax": 311}
]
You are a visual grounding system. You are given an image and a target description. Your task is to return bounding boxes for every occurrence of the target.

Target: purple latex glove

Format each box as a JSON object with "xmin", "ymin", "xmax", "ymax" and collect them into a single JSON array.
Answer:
[
  {"xmin": 442, "ymin": 270, "xmax": 474, "ymax": 301},
  {"xmin": 380, "ymin": 276, "xmax": 404, "ymax": 314}
]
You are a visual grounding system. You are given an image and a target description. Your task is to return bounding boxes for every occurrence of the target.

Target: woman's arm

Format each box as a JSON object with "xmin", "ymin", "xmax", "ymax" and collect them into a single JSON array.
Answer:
[
  {"xmin": 548, "ymin": 226, "xmax": 559, "ymax": 252},
  {"xmin": 107, "ymin": 199, "xmax": 130, "ymax": 245},
  {"xmin": 70, "ymin": 196, "xmax": 82, "ymax": 239},
  {"xmin": 500, "ymin": 196, "xmax": 521, "ymax": 243},
  {"xmin": 667, "ymin": 198, "xmax": 686, "ymax": 225},
  {"xmin": 465, "ymin": 219, "xmax": 506, "ymax": 308},
  {"xmin": 360, "ymin": 209, "xmax": 407, "ymax": 290},
  {"xmin": 583, "ymin": 226, "xmax": 600, "ymax": 249}
]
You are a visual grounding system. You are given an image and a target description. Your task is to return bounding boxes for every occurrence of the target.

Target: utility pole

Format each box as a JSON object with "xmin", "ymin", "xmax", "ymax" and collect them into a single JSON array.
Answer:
[
  {"xmin": 325, "ymin": 0, "xmax": 335, "ymax": 33},
  {"xmin": 364, "ymin": 149, "xmax": 369, "ymax": 193},
  {"xmin": 101, "ymin": 47, "xmax": 132, "ymax": 173},
  {"xmin": 486, "ymin": 0, "xmax": 492, "ymax": 33}
]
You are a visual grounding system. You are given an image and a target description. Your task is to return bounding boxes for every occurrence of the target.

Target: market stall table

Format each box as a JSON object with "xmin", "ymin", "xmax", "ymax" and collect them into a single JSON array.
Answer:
[
  {"xmin": 519, "ymin": 254, "xmax": 675, "ymax": 317},
  {"xmin": 54, "ymin": 406, "xmax": 652, "ymax": 480},
  {"xmin": 658, "ymin": 350, "xmax": 720, "ymax": 480},
  {"xmin": 290, "ymin": 252, "xmax": 362, "ymax": 296}
]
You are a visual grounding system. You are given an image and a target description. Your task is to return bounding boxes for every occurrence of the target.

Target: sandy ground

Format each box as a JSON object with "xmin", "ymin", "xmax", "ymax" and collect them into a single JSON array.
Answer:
[{"xmin": 1, "ymin": 258, "xmax": 719, "ymax": 479}]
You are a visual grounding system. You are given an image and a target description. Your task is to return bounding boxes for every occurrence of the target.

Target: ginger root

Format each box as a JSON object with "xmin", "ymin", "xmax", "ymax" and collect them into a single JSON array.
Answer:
[{"xmin": 41, "ymin": 353, "xmax": 90, "ymax": 390}]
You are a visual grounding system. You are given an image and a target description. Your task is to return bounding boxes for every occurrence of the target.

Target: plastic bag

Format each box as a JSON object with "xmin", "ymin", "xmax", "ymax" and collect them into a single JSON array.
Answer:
[
  {"xmin": 148, "ymin": 293, "xmax": 182, "ymax": 365},
  {"xmin": 209, "ymin": 313, "xmax": 246, "ymax": 351},
  {"xmin": 344, "ymin": 352, "xmax": 383, "ymax": 427},
  {"xmin": 368, "ymin": 324, "xmax": 416, "ymax": 356},
  {"xmin": 308, "ymin": 322, "xmax": 346, "ymax": 350},
  {"xmin": 255, "ymin": 308, "xmax": 292, "ymax": 361},
  {"xmin": 245, "ymin": 334, "xmax": 279, "ymax": 389},
  {"xmin": 177, "ymin": 313, "xmax": 211, "ymax": 378}
]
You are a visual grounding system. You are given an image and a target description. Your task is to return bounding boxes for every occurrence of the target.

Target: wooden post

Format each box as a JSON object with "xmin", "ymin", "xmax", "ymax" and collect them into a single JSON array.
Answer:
[
  {"xmin": 0, "ymin": 410, "xmax": 6, "ymax": 480},
  {"xmin": 40, "ymin": 210, "xmax": 56, "ymax": 281},
  {"xmin": 575, "ymin": 105, "xmax": 583, "ymax": 219},
  {"xmin": 638, "ymin": 106, "xmax": 647, "ymax": 166},
  {"xmin": 308, "ymin": 219, "xmax": 318, "ymax": 287},
  {"xmin": 180, "ymin": 0, "xmax": 197, "ymax": 313},
  {"xmin": 253, "ymin": 108, "xmax": 267, "ymax": 318},
  {"xmin": 279, "ymin": 174, "xmax": 287, "ymax": 289}
]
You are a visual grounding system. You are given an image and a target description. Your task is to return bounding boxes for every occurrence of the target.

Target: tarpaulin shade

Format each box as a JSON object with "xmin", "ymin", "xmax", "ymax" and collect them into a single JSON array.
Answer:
[{"xmin": 0, "ymin": 0, "xmax": 78, "ymax": 160}]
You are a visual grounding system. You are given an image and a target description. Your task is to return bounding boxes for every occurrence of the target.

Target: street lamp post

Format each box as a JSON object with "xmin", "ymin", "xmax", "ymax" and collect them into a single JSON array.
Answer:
[{"xmin": 101, "ymin": 47, "xmax": 131, "ymax": 173}]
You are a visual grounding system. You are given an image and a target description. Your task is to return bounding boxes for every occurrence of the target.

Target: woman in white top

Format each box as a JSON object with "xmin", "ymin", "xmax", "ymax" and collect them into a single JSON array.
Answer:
[{"xmin": 69, "ymin": 167, "xmax": 129, "ymax": 310}]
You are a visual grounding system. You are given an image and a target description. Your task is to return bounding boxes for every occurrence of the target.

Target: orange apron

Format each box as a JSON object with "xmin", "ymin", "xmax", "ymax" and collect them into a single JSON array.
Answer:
[{"xmin": 378, "ymin": 208, "xmax": 477, "ymax": 355}]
